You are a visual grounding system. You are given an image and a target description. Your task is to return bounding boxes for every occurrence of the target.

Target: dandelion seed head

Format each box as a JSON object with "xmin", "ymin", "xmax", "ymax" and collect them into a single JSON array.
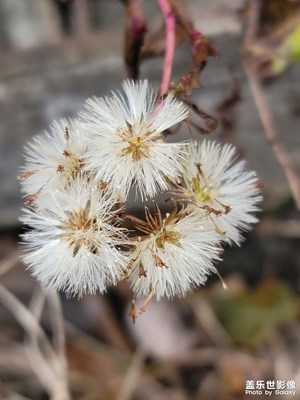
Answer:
[
  {"xmin": 19, "ymin": 119, "xmax": 89, "ymax": 200},
  {"xmin": 178, "ymin": 140, "xmax": 262, "ymax": 245},
  {"xmin": 128, "ymin": 207, "xmax": 221, "ymax": 300},
  {"xmin": 21, "ymin": 177, "xmax": 130, "ymax": 296},
  {"xmin": 81, "ymin": 80, "xmax": 189, "ymax": 200},
  {"xmin": 18, "ymin": 80, "xmax": 262, "ymax": 304}
]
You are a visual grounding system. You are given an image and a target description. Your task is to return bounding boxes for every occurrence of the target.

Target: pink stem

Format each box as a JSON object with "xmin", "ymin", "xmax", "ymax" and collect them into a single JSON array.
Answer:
[{"xmin": 157, "ymin": 0, "xmax": 176, "ymax": 95}]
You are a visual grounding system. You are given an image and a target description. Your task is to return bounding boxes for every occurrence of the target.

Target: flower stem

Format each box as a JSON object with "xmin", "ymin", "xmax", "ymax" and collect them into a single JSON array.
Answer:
[{"xmin": 157, "ymin": 0, "xmax": 175, "ymax": 95}]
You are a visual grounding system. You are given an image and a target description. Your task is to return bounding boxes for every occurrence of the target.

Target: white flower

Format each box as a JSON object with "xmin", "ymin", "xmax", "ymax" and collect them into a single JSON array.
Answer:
[
  {"xmin": 128, "ymin": 206, "xmax": 221, "ymax": 300},
  {"xmin": 175, "ymin": 140, "xmax": 262, "ymax": 245},
  {"xmin": 80, "ymin": 80, "xmax": 189, "ymax": 200},
  {"xmin": 19, "ymin": 119, "xmax": 89, "ymax": 199},
  {"xmin": 21, "ymin": 178, "xmax": 130, "ymax": 296}
]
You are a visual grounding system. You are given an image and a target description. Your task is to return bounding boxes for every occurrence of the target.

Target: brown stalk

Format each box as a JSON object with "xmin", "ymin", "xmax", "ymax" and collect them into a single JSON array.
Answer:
[
  {"xmin": 123, "ymin": 0, "xmax": 147, "ymax": 80},
  {"xmin": 243, "ymin": 0, "xmax": 300, "ymax": 210}
]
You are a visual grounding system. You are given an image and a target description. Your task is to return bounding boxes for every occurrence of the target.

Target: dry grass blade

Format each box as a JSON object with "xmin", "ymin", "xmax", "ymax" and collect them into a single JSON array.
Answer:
[
  {"xmin": 25, "ymin": 287, "xmax": 59, "ymax": 395},
  {"xmin": 0, "ymin": 284, "xmax": 70, "ymax": 400},
  {"xmin": 189, "ymin": 296, "xmax": 232, "ymax": 347},
  {"xmin": 29, "ymin": 285, "xmax": 46, "ymax": 320},
  {"xmin": 116, "ymin": 346, "xmax": 145, "ymax": 400},
  {"xmin": 4, "ymin": 393, "xmax": 32, "ymax": 400},
  {"xmin": 24, "ymin": 341, "xmax": 57, "ymax": 395},
  {"xmin": 46, "ymin": 289, "xmax": 67, "ymax": 363},
  {"xmin": 0, "ymin": 251, "xmax": 21, "ymax": 279},
  {"xmin": 28, "ymin": 287, "xmax": 69, "ymax": 400},
  {"xmin": 0, "ymin": 284, "xmax": 56, "ymax": 361}
]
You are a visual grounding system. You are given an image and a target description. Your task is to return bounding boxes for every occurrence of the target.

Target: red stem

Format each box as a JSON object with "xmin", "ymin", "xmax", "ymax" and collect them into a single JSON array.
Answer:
[{"xmin": 157, "ymin": 0, "xmax": 176, "ymax": 95}]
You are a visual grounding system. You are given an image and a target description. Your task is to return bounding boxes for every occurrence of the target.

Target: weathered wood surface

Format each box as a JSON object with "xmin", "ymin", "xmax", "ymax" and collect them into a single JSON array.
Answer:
[{"xmin": 0, "ymin": 1, "xmax": 299, "ymax": 227}]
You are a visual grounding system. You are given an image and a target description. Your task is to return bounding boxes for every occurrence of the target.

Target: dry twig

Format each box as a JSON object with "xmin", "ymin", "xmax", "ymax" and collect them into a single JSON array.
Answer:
[
  {"xmin": 0, "ymin": 284, "xmax": 70, "ymax": 400},
  {"xmin": 47, "ymin": 289, "xmax": 67, "ymax": 365},
  {"xmin": 0, "ymin": 252, "xmax": 21, "ymax": 279},
  {"xmin": 116, "ymin": 346, "xmax": 145, "ymax": 400},
  {"xmin": 124, "ymin": 0, "xmax": 146, "ymax": 80},
  {"xmin": 244, "ymin": 0, "xmax": 261, "ymax": 46},
  {"xmin": 243, "ymin": 0, "xmax": 300, "ymax": 210}
]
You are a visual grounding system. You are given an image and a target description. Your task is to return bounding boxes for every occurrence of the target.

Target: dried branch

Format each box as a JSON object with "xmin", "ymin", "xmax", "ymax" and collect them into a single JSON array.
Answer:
[
  {"xmin": 243, "ymin": 0, "xmax": 300, "ymax": 210},
  {"xmin": 124, "ymin": 0, "xmax": 147, "ymax": 80},
  {"xmin": 244, "ymin": 0, "xmax": 261, "ymax": 46},
  {"xmin": 183, "ymin": 98, "xmax": 219, "ymax": 134},
  {"xmin": 170, "ymin": 0, "xmax": 218, "ymax": 91},
  {"xmin": 157, "ymin": 0, "xmax": 176, "ymax": 95},
  {"xmin": 243, "ymin": 61, "xmax": 300, "ymax": 210}
]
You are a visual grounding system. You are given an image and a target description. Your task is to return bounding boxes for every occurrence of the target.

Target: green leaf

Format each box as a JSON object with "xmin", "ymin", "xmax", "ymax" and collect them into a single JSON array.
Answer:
[
  {"xmin": 211, "ymin": 280, "xmax": 298, "ymax": 347},
  {"xmin": 271, "ymin": 24, "xmax": 300, "ymax": 74}
]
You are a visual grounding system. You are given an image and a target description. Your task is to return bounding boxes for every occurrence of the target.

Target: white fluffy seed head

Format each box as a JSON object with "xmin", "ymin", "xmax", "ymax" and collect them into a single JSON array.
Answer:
[
  {"xmin": 19, "ymin": 118, "xmax": 89, "ymax": 200},
  {"xmin": 21, "ymin": 177, "xmax": 130, "ymax": 296},
  {"xmin": 80, "ymin": 80, "xmax": 189, "ymax": 201},
  {"xmin": 179, "ymin": 140, "xmax": 262, "ymax": 245},
  {"xmin": 18, "ymin": 79, "xmax": 263, "ymax": 302},
  {"xmin": 128, "ymin": 209, "xmax": 221, "ymax": 300}
]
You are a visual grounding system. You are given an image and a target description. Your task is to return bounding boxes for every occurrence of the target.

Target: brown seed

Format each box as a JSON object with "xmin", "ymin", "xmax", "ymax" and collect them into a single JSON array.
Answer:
[
  {"xmin": 138, "ymin": 263, "xmax": 147, "ymax": 277},
  {"xmin": 129, "ymin": 300, "xmax": 137, "ymax": 324},
  {"xmin": 64, "ymin": 127, "xmax": 70, "ymax": 141},
  {"xmin": 154, "ymin": 254, "xmax": 165, "ymax": 268},
  {"xmin": 57, "ymin": 164, "xmax": 65, "ymax": 173},
  {"xmin": 139, "ymin": 289, "xmax": 154, "ymax": 314},
  {"xmin": 223, "ymin": 204, "xmax": 231, "ymax": 214},
  {"xmin": 195, "ymin": 162, "xmax": 204, "ymax": 176},
  {"xmin": 63, "ymin": 150, "xmax": 71, "ymax": 158},
  {"xmin": 98, "ymin": 180, "xmax": 108, "ymax": 189}
]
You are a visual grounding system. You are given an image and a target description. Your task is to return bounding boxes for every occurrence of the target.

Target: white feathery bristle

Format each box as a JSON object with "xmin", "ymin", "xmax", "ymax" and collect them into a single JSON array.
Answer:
[
  {"xmin": 128, "ymin": 211, "xmax": 221, "ymax": 300},
  {"xmin": 181, "ymin": 140, "xmax": 262, "ymax": 245},
  {"xmin": 19, "ymin": 118, "xmax": 89, "ymax": 199},
  {"xmin": 18, "ymin": 79, "xmax": 262, "ymax": 301},
  {"xmin": 80, "ymin": 79, "xmax": 189, "ymax": 201},
  {"xmin": 21, "ymin": 177, "xmax": 130, "ymax": 296}
]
